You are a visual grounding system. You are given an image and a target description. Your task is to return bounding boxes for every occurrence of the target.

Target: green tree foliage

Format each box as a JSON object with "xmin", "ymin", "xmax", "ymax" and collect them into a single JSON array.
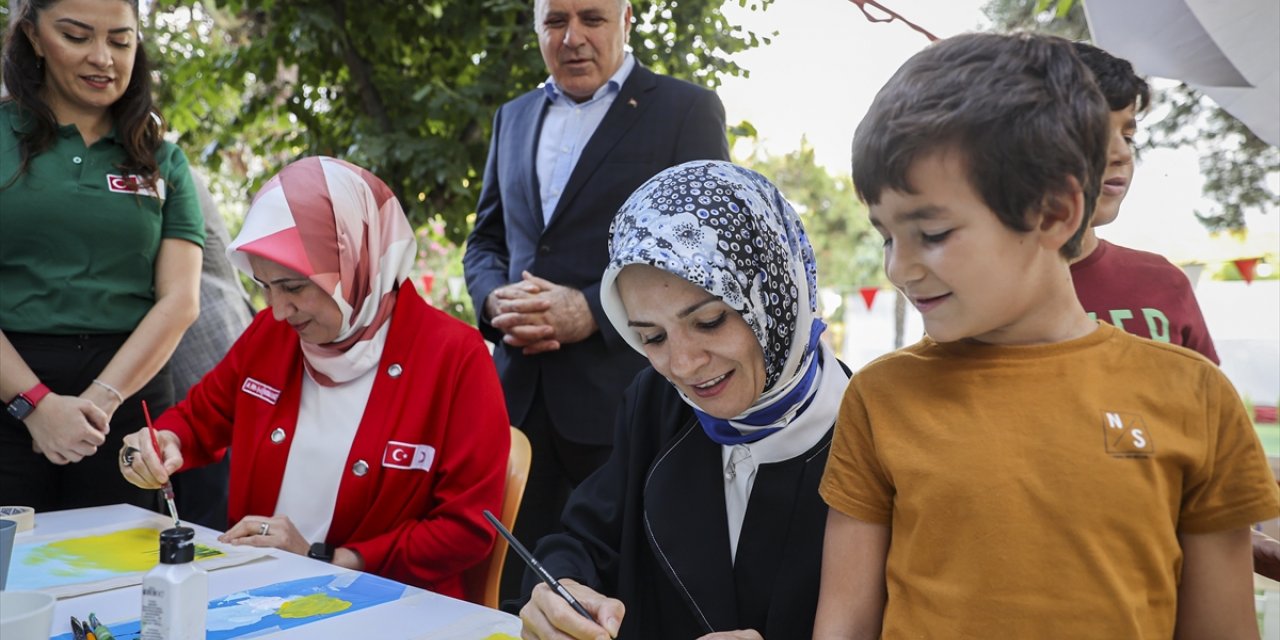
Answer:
[
  {"xmin": 740, "ymin": 140, "xmax": 886, "ymax": 348},
  {"xmin": 741, "ymin": 140, "xmax": 882, "ymax": 293},
  {"xmin": 982, "ymin": 0, "xmax": 1087, "ymax": 39},
  {"xmin": 1143, "ymin": 84, "xmax": 1279, "ymax": 233},
  {"xmin": 138, "ymin": 0, "xmax": 774, "ymax": 244},
  {"xmin": 983, "ymin": 0, "xmax": 1277, "ymax": 232}
]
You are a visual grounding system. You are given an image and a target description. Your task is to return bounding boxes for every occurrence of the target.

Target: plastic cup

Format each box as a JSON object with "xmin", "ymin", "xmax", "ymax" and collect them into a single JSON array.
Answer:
[
  {"xmin": 0, "ymin": 519, "xmax": 14, "ymax": 591},
  {"xmin": 0, "ymin": 590, "xmax": 56, "ymax": 639}
]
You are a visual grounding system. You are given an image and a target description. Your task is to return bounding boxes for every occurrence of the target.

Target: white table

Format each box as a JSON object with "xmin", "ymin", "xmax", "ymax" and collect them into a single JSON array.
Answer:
[{"xmin": 23, "ymin": 504, "xmax": 519, "ymax": 639}]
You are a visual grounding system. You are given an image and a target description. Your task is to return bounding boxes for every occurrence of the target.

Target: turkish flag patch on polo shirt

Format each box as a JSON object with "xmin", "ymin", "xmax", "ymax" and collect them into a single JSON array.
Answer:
[
  {"xmin": 382, "ymin": 441, "xmax": 435, "ymax": 471},
  {"xmin": 107, "ymin": 174, "xmax": 164, "ymax": 199}
]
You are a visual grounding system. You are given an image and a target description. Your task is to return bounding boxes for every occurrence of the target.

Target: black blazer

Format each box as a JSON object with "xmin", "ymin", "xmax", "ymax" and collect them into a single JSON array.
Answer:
[
  {"xmin": 527, "ymin": 368, "xmax": 832, "ymax": 639},
  {"xmin": 463, "ymin": 65, "xmax": 730, "ymax": 445}
]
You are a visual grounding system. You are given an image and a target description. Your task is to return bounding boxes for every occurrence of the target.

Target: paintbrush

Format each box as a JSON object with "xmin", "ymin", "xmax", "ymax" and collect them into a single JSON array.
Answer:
[
  {"xmin": 141, "ymin": 400, "xmax": 180, "ymax": 529},
  {"xmin": 482, "ymin": 510, "xmax": 597, "ymax": 623}
]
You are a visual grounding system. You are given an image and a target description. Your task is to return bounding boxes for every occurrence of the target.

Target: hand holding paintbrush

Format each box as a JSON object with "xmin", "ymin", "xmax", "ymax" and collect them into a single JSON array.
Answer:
[
  {"xmin": 141, "ymin": 401, "xmax": 180, "ymax": 528},
  {"xmin": 117, "ymin": 401, "xmax": 184, "ymax": 528},
  {"xmin": 483, "ymin": 510, "xmax": 622, "ymax": 638}
]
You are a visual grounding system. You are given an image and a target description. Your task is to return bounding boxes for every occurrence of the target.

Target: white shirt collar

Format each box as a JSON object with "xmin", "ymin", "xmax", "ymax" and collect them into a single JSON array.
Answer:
[{"xmin": 542, "ymin": 52, "xmax": 636, "ymax": 103}]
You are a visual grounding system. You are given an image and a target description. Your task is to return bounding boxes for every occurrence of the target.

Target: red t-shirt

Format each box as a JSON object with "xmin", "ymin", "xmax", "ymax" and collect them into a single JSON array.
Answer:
[{"xmin": 1071, "ymin": 240, "xmax": 1219, "ymax": 364}]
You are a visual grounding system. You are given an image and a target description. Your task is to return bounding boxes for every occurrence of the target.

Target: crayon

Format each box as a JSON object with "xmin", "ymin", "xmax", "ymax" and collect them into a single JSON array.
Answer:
[
  {"xmin": 89, "ymin": 613, "xmax": 116, "ymax": 640},
  {"xmin": 70, "ymin": 616, "xmax": 85, "ymax": 640}
]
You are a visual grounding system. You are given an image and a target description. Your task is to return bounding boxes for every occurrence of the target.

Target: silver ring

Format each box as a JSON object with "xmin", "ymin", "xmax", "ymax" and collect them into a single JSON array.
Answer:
[
  {"xmin": 121, "ymin": 446, "xmax": 139, "ymax": 466},
  {"xmin": 259, "ymin": 521, "xmax": 270, "ymax": 536}
]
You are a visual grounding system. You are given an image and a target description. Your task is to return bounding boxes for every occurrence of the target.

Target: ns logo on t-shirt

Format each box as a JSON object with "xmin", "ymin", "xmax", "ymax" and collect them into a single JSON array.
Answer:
[{"xmin": 1102, "ymin": 411, "xmax": 1154, "ymax": 457}]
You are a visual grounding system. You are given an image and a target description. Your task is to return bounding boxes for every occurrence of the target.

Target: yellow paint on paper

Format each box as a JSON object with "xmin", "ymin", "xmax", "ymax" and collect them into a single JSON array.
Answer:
[
  {"xmin": 22, "ymin": 527, "xmax": 224, "ymax": 575},
  {"xmin": 482, "ymin": 635, "xmax": 519, "ymax": 640},
  {"xmin": 277, "ymin": 593, "xmax": 352, "ymax": 618}
]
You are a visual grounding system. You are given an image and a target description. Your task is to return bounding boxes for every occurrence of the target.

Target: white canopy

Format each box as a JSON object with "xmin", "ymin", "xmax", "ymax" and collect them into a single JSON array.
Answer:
[{"xmin": 1083, "ymin": 0, "xmax": 1279, "ymax": 147}]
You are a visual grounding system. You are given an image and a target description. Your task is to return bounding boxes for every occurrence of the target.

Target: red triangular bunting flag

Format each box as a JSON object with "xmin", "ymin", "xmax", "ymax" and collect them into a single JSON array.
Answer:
[
  {"xmin": 420, "ymin": 273, "xmax": 436, "ymax": 295},
  {"xmin": 859, "ymin": 286, "xmax": 880, "ymax": 310},
  {"xmin": 1232, "ymin": 257, "xmax": 1259, "ymax": 285}
]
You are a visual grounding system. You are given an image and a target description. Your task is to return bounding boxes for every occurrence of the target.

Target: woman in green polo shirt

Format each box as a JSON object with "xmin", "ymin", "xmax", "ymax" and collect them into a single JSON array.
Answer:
[{"xmin": 0, "ymin": 0, "xmax": 204, "ymax": 513}]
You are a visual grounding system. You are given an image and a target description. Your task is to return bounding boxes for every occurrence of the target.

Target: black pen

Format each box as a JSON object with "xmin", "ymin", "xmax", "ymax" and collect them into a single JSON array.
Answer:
[{"xmin": 482, "ymin": 509, "xmax": 596, "ymax": 622}]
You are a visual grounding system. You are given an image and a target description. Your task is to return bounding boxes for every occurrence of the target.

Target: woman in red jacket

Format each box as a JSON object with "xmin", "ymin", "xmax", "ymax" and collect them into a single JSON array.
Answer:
[{"xmin": 119, "ymin": 156, "xmax": 510, "ymax": 599}]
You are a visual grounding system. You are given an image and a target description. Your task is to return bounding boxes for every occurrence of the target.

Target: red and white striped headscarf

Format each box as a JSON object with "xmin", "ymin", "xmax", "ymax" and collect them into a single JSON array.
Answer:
[{"xmin": 227, "ymin": 157, "xmax": 416, "ymax": 386}]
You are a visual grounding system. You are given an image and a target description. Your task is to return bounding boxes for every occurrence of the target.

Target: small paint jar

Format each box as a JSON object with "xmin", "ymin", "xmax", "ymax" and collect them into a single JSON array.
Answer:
[{"xmin": 140, "ymin": 527, "xmax": 207, "ymax": 639}]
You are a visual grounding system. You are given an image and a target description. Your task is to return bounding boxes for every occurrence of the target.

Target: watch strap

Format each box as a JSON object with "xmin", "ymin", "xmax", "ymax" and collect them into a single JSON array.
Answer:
[
  {"xmin": 22, "ymin": 383, "xmax": 51, "ymax": 407},
  {"xmin": 307, "ymin": 542, "xmax": 335, "ymax": 562},
  {"xmin": 6, "ymin": 382, "xmax": 50, "ymax": 421}
]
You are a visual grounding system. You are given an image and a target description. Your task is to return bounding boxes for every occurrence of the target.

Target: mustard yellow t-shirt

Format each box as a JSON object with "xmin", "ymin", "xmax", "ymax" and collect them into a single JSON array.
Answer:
[{"xmin": 821, "ymin": 323, "xmax": 1280, "ymax": 639}]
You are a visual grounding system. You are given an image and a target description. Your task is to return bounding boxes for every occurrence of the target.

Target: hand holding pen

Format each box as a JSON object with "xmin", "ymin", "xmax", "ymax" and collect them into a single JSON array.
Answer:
[{"xmin": 482, "ymin": 510, "xmax": 622, "ymax": 640}]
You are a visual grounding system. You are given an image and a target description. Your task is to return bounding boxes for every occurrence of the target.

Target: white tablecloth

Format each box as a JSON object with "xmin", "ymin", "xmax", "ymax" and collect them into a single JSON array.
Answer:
[{"xmin": 21, "ymin": 504, "xmax": 519, "ymax": 639}]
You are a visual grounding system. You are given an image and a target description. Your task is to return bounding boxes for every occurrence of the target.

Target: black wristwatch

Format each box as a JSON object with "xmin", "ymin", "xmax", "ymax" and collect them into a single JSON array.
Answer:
[{"xmin": 307, "ymin": 542, "xmax": 335, "ymax": 563}]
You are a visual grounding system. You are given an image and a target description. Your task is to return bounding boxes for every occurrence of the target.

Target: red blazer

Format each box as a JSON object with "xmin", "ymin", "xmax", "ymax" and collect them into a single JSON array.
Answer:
[{"xmin": 159, "ymin": 285, "xmax": 510, "ymax": 599}]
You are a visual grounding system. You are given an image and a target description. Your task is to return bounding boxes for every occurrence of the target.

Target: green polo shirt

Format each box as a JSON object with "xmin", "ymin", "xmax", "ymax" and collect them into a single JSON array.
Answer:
[{"xmin": 0, "ymin": 101, "xmax": 204, "ymax": 334}]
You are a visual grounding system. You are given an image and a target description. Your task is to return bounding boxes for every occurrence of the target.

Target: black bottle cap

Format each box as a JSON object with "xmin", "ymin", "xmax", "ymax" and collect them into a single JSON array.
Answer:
[{"xmin": 158, "ymin": 526, "xmax": 196, "ymax": 564}]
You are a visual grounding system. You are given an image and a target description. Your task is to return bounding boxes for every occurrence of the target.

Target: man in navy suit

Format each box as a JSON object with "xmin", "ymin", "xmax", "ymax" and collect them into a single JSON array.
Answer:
[{"xmin": 463, "ymin": 0, "xmax": 729, "ymax": 602}]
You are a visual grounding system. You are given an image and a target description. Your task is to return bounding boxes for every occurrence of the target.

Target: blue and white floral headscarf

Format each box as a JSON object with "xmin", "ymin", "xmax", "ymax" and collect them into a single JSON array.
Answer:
[{"xmin": 600, "ymin": 160, "xmax": 828, "ymax": 444}]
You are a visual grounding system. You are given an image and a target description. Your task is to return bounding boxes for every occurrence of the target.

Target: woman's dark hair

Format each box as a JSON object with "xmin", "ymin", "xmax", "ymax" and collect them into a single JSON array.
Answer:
[
  {"xmin": 851, "ymin": 32, "xmax": 1110, "ymax": 259},
  {"xmin": 2, "ymin": 0, "xmax": 165, "ymax": 188}
]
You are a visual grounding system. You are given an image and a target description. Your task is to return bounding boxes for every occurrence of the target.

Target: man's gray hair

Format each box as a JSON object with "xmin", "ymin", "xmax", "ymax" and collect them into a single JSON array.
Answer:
[{"xmin": 534, "ymin": 0, "xmax": 632, "ymax": 26}]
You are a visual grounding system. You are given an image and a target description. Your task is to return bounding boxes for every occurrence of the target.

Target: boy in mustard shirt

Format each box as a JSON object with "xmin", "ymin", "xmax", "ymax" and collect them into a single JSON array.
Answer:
[{"xmin": 815, "ymin": 33, "xmax": 1280, "ymax": 639}]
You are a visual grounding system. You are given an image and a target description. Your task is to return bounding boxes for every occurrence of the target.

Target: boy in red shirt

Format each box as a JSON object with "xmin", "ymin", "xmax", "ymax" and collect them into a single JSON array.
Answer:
[
  {"xmin": 1074, "ymin": 41, "xmax": 1280, "ymax": 582},
  {"xmin": 1069, "ymin": 42, "xmax": 1218, "ymax": 363}
]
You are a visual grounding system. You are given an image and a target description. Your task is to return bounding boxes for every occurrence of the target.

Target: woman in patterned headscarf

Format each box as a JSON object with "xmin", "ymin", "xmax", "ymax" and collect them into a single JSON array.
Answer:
[
  {"xmin": 118, "ymin": 157, "xmax": 510, "ymax": 599},
  {"xmin": 519, "ymin": 160, "xmax": 851, "ymax": 640}
]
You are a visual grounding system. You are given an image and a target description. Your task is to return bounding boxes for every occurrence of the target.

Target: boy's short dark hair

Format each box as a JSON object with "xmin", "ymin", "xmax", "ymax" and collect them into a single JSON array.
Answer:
[
  {"xmin": 851, "ymin": 32, "xmax": 1109, "ymax": 259},
  {"xmin": 1072, "ymin": 42, "xmax": 1150, "ymax": 112}
]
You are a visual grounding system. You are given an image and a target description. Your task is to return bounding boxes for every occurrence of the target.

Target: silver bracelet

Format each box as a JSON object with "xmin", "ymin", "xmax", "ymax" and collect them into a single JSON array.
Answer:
[{"xmin": 92, "ymin": 379, "xmax": 125, "ymax": 404}]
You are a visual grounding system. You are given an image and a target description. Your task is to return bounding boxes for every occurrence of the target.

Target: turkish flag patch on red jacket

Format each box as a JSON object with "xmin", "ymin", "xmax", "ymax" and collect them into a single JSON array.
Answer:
[{"xmin": 382, "ymin": 441, "xmax": 435, "ymax": 471}]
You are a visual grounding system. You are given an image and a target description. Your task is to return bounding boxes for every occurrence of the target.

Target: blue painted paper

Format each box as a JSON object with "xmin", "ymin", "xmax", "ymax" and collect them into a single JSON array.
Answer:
[{"xmin": 52, "ymin": 572, "xmax": 407, "ymax": 639}]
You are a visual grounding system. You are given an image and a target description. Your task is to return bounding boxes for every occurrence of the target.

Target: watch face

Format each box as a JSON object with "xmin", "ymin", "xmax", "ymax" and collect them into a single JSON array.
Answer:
[
  {"xmin": 308, "ymin": 542, "xmax": 334, "ymax": 561},
  {"xmin": 6, "ymin": 396, "xmax": 34, "ymax": 421}
]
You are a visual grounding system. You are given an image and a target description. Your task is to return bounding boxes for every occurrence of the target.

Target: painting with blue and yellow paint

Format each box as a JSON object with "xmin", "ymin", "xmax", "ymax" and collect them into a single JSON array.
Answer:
[
  {"xmin": 8, "ymin": 519, "xmax": 265, "ymax": 597},
  {"xmin": 51, "ymin": 573, "xmax": 407, "ymax": 639}
]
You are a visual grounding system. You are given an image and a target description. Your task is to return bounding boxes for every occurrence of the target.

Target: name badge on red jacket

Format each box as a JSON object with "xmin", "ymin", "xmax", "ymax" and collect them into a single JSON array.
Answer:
[
  {"xmin": 241, "ymin": 378, "xmax": 280, "ymax": 405},
  {"xmin": 383, "ymin": 441, "xmax": 435, "ymax": 471}
]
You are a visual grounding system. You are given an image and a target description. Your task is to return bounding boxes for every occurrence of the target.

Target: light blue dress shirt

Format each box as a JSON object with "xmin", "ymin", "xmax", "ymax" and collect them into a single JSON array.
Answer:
[{"xmin": 536, "ymin": 53, "xmax": 637, "ymax": 225}]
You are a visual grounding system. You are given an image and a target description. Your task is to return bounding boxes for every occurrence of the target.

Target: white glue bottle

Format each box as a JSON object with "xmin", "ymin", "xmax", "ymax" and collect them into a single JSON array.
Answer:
[{"xmin": 141, "ymin": 526, "xmax": 207, "ymax": 639}]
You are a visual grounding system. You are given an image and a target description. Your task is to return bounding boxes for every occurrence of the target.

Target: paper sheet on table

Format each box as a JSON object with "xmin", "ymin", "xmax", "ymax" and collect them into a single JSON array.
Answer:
[
  {"xmin": 7, "ymin": 515, "xmax": 268, "ymax": 598},
  {"xmin": 412, "ymin": 609, "xmax": 522, "ymax": 639},
  {"xmin": 50, "ymin": 572, "xmax": 413, "ymax": 640}
]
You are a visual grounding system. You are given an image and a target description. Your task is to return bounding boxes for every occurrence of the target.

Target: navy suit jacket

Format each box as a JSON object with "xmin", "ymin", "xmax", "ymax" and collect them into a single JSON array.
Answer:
[{"xmin": 463, "ymin": 65, "xmax": 730, "ymax": 445}]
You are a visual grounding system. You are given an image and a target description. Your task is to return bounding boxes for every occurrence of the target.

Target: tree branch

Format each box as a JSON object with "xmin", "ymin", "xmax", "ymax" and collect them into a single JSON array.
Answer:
[
  {"xmin": 328, "ymin": 0, "xmax": 394, "ymax": 134},
  {"xmin": 848, "ymin": 0, "xmax": 939, "ymax": 42}
]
